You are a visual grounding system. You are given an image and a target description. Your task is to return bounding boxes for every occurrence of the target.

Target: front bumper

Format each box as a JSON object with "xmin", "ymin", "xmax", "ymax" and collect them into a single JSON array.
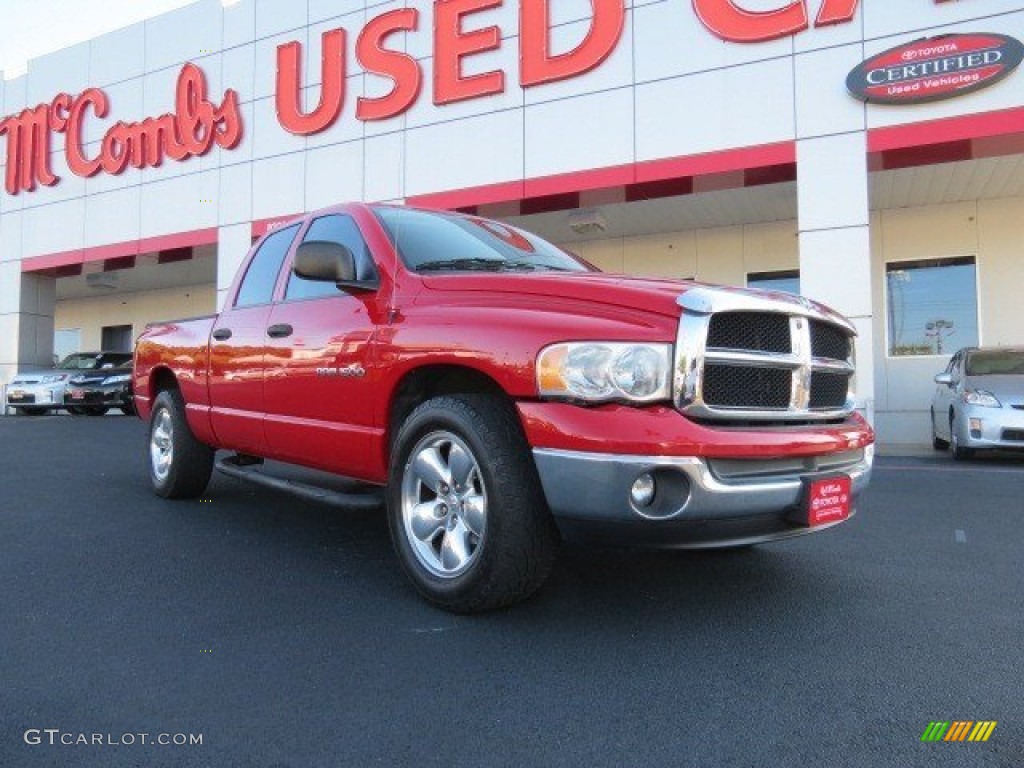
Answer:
[
  {"xmin": 533, "ymin": 447, "xmax": 872, "ymax": 548},
  {"xmin": 6, "ymin": 384, "xmax": 67, "ymax": 409},
  {"xmin": 64, "ymin": 384, "xmax": 131, "ymax": 407},
  {"xmin": 956, "ymin": 404, "xmax": 1024, "ymax": 451}
]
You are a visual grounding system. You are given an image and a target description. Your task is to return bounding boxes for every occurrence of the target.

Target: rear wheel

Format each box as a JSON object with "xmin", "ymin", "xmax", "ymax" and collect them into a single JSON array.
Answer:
[
  {"xmin": 149, "ymin": 389, "xmax": 214, "ymax": 498},
  {"xmin": 83, "ymin": 406, "xmax": 109, "ymax": 416},
  {"xmin": 21, "ymin": 407, "xmax": 47, "ymax": 416},
  {"xmin": 67, "ymin": 406, "xmax": 86, "ymax": 416},
  {"xmin": 387, "ymin": 394, "xmax": 558, "ymax": 613}
]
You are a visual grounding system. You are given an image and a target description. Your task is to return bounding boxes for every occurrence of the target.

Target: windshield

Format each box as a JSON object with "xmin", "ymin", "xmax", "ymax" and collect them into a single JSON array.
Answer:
[
  {"xmin": 373, "ymin": 207, "xmax": 592, "ymax": 274},
  {"xmin": 965, "ymin": 350, "xmax": 1024, "ymax": 376},
  {"xmin": 57, "ymin": 353, "xmax": 133, "ymax": 370}
]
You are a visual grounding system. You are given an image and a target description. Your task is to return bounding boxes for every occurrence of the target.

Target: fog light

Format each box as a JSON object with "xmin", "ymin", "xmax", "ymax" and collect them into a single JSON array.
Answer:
[
  {"xmin": 630, "ymin": 474, "xmax": 656, "ymax": 507},
  {"xmin": 969, "ymin": 418, "xmax": 982, "ymax": 438}
]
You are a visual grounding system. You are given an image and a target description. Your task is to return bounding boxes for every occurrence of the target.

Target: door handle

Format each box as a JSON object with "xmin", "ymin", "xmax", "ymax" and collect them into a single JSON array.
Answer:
[
  {"xmin": 212, "ymin": 328, "xmax": 232, "ymax": 341},
  {"xmin": 267, "ymin": 323, "xmax": 293, "ymax": 339}
]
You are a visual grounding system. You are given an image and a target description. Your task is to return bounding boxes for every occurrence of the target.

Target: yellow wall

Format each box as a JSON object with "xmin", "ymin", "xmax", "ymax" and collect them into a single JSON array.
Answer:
[{"xmin": 54, "ymin": 284, "xmax": 216, "ymax": 352}]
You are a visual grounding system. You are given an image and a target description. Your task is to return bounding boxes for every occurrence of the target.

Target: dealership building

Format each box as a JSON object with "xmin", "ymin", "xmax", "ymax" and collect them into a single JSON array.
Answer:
[{"xmin": 1, "ymin": 0, "xmax": 1023, "ymax": 448}]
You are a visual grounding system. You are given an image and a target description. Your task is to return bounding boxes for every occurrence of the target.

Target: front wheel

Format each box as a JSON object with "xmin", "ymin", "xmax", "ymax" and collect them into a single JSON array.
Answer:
[
  {"xmin": 931, "ymin": 408, "xmax": 948, "ymax": 450},
  {"xmin": 149, "ymin": 389, "xmax": 214, "ymax": 498},
  {"xmin": 387, "ymin": 395, "xmax": 559, "ymax": 613},
  {"xmin": 950, "ymin": 415, "xmax": 974, "ymax": 461}
]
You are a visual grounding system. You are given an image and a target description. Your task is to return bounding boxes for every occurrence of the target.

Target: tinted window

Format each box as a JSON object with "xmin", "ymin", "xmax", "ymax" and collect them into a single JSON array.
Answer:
[
  {"xmin": 966, "ymin": 350, "xmax": 1024, "ymax": 376},
  {"xmin": 748, "ymin": 270, "xmax": 800, "ymax": 295},
  {"xmin": 886, "ymin": 257, "xmax": 978, "ymax": 356},
  {"xmin": 373, "ymin": 207, "xmax": 589, "ymax": 274},
  {"xmin": 57, "ymin": 352, "xmax": 132, "ymax": 370},
  {"xmin": 286, "ymin": 215, "xmax": 376, "ymax": 301},
  {"xmin": 235, "ymin": 224, "xmax": 300, "ymax": 307}
]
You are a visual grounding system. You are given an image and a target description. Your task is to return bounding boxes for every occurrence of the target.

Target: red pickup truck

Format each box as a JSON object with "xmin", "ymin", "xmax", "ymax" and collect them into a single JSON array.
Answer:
[{"xmin": 134, "ymin": 203, "xmax": 874, "ymax": 612}]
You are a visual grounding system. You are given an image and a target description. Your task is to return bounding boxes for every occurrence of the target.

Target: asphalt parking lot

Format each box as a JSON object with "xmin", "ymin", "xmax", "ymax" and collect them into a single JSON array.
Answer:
[{"xmin": 1, "ymin": 414, "xmax": 1022, "ymax": 768}]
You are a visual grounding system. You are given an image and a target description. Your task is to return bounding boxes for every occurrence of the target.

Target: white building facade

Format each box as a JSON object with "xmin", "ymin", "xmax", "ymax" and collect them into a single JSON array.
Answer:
[{"xmin": 1, "ymin": 0, "xmax": 1023, "ymax": 448}]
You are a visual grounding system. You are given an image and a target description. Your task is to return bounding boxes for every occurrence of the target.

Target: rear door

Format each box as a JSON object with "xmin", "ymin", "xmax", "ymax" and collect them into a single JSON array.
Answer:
[
  {"xmin": 262, "ymin": 213, "xmax": 386, "ymax": 478},
  {"xmin": 208, "ymin": 223, "xmax": 301, "ymax": 455}
]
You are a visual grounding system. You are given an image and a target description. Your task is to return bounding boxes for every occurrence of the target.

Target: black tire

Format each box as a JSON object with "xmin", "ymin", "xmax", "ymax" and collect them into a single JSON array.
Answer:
[
  {"xmin": 83, "ymin": 406, "xmax": 109, "ymax": 416},
  {"xmin": 387, "ymin": 394, "xmax": 559, "ymax": 613},
  {"xmin": 931, "ymin": 409, "xmax": 948, "ymax": 450},
  {"xmin": 950, "ymin": 415, "xmax": 974, "ymax": 461},
  {"xmin": 21, "ymin": 407, "xmax": 47, "ymax": 416},
  {"xmin": 120, "ymin": 403, "xmax": 136, "ymax": 417},
  {"xmin": 148, "ymin": 389, "xmax": 214, "ymax": 499},
  {"xmin": 67, "ymin": 406, "xmax": 86, "ymax": 416}
]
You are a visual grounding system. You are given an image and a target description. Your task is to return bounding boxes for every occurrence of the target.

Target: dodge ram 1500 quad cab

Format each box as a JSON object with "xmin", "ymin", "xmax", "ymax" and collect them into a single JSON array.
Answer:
[{"xmin": 135, "ymin": 203, "xmax": 874, "ymax": 612}]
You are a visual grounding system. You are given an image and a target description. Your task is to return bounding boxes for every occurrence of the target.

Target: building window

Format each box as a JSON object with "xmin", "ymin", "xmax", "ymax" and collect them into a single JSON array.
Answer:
[
  {"xmin": 886, "ymin": 257, "xmax": 978, "ymax": 356},
  {"xmin": 748, "ymin": 270, "xmax": 800, "ymax": 295}
]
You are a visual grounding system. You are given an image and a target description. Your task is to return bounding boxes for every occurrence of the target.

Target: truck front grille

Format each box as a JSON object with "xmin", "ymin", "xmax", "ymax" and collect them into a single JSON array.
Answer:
[{"xmin": 675, "ymin": 288, "xmax": 857, "ymax": 423}]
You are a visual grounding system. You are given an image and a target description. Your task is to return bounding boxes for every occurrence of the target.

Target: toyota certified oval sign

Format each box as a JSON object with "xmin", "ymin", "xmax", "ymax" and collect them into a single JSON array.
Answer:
[{"xmin": 847, "ymin": 33, "xmax": 1024, "ymax": 105}]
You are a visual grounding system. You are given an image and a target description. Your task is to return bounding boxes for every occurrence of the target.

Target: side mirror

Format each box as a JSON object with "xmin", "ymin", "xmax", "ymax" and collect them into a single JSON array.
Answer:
[
  {"xmin": 934, "ymin": 372, "xmax": 953, "ymax": 385},
  {"xmin": 293, "ymin": 240, "xmax": 357, "ymax": 283}
]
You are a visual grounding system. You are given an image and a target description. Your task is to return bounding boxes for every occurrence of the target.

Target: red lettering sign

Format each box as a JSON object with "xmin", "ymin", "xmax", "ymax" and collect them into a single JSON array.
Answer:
[
  {"xmin": 692, "ymin": 0, "xmax": 860, "ymax": 43},
  {"xmin": 520, "ymin": 0, "xmax": 625, "ymax": 87},
  {"xmin": 434, "ymin": 0, "xmax": 505, "ymax": 105},
  {"xmin": 0, "ymin": 64, "xmax": 241, "ymax": 195},
  {"xmin": 357, "ymin": 9, "xmax": 422, "ymax": 120},
  {"xmin": 277, "ymin": 28, "xmax": 347, "ymax": 134}
]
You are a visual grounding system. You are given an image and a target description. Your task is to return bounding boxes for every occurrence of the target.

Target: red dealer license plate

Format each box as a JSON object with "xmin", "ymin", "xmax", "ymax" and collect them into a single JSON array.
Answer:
[
  {"xmin": 70, "ymin": 390, "xmax": 85, "ymax": 400},
  {"xmin": 801, "ymin": 476, "xmax": 852, "ymax": 527}
]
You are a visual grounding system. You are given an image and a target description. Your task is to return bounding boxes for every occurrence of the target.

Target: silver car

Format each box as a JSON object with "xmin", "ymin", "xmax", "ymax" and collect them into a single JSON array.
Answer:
[
  {"xmin": 5, "ymin": 352, "xmax": 133, "ymax": 416},
  {"xmin": 930, "ymin": 347, "xmax": 1024, "ymax": 459}
]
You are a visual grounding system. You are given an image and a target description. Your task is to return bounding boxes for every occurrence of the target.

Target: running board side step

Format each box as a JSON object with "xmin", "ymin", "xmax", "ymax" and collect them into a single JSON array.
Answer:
[{"xmin": 215, "ymin": 456, "xmax": 385, "ymax": 510}]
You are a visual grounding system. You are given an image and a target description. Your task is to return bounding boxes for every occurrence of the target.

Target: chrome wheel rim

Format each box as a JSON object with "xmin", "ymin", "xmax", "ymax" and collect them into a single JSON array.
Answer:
[
  {"xmin": 400, "ymin": 430, "xmax": 487, "ymax": 579},
  {"xmin": 150, "ymin": 408, "xmax": 173, "ymax": 483}
]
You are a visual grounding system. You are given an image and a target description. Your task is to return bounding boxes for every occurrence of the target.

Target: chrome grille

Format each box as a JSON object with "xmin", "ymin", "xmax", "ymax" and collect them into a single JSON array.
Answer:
[{"xmin": 675, "ymin": 287, "xmax": 857, "ymax": 423}]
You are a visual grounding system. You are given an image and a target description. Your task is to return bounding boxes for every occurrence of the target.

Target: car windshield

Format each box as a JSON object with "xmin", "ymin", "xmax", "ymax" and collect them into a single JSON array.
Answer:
[
  {"xmin": 57, "ymin": 353, "xmax": 133, "ymax": 370},
  {"xmin": 373, "ymin": 207, "xmax": 592, "ymax": 274},
  {"xmin": 965, "ymin": 350, "xmax": 1024, "ymax": 376}
]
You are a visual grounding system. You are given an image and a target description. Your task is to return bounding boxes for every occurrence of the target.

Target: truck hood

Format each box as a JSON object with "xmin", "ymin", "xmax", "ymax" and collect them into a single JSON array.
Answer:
[{"xmin": 421, "ymin": 272, "xmax": 689, "ymax": 318}]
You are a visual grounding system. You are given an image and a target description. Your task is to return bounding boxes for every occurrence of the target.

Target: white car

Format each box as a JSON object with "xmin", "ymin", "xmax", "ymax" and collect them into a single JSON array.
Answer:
[
  {"xmin": 6, "ymin": 352, "xmax": 133, "ymax": 416},
  {"xmin": 930, "ymin": 347, "xmax": 1024, "ymax": 459}
]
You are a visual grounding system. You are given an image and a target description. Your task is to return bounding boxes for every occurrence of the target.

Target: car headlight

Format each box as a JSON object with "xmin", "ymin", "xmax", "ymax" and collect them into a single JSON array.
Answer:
[
  {"xmin": 41, "ymin": 374, "xmax": 68, "ymax": 384},
  {"xmin": 537, "ymin": 342, "xmax": 672, "ymax": 403},
  {"xmin": 101, "ymin": 374, "xmax": 131, "ymax": 386},
  {"xmin": 962, "ymin": 389, "xmax": 1001, "ymax": 408}
]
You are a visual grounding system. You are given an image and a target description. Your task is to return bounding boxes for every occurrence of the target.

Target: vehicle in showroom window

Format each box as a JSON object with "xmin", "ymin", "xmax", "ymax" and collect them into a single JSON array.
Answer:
[
  {"xmin": 931, "ymin": 346, "xmax": 1024, "ymax": 459},
  {"xmin": 6, "ymin": 351, "xmax": 131, "ymax": 416},
  {"xmin": 63, "ymin": 356, "xmax": 136, "ymax": 416},
  {"xmin": 133, "ymin": 203, "xmax": 875, "ymax": 613}
]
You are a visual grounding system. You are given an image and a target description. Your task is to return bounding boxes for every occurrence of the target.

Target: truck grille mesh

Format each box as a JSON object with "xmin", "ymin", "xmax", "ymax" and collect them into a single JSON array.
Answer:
[
  {"xmin": 707, "ymin": 312, "xmax": 791, "ymax": 354},
  {"xmin": 704, "ymin": 365, "xmax": 791, "ymax": 409},
  {"xmin": 677, "ymin": 303, "xmax": 856, "ymax": 422}
]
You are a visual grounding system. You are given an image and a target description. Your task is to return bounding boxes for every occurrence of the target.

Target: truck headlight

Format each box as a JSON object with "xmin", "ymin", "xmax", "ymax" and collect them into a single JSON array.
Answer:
[
  {"xmin": 537, "ymin": 342, "xmax": 672, "ymax": 403},
  {"xmin": 101, "ymin": 374, "xmax": 131, "ymax": 386},
  {"xmin": 963, "ymin": 389, "xmax": 1001, "ymax": 408}
]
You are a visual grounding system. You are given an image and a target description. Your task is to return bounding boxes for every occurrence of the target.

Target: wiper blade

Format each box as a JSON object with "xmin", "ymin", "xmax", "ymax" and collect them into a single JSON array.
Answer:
[{"xmin": 416, "ymin": 258, "xmax": 507, "ymax": 272}]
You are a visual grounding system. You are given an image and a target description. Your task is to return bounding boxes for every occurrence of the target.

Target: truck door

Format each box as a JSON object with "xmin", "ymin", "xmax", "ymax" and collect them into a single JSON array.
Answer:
[
  {"xmin": 262, "ymin": 213, "xmax": 386, "ymax": 479},
  {"xmin": 208, "ymin": 223, "xmax": 301, "ymax": 456}
]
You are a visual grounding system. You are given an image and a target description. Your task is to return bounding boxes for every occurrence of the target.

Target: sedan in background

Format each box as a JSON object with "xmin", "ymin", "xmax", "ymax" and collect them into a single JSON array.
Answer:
[
  {"xmin": 931, "ymin": 346, "xmax": 1024, "ymax": 459},
  {"xmin": 64, "ymin": 360, "xmax": 135, "ymax": 416},
  {"xmin": 5, "ymin": 352, "xmax": 132, "ymax": 416}
]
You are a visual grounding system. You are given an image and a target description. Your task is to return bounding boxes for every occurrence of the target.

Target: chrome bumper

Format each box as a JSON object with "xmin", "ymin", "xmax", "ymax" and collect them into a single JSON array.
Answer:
[{"xmin": 533, "ymin": 447, "xmax": 872, "ymax": 548}]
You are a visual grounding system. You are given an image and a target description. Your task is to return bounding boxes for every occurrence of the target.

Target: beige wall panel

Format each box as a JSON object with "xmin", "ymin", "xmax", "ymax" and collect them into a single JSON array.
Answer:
[
  {"xmin": 54, "ymin": 285, "xmax": 216, "ymax": 352},
  {"xmin": 623, "ymin": 231, "xmax": 697, "ymax": 278},
  {"xmin": 695, "ymin": 226, "xmax": 745, "ymax": 286},
  {"xmin": 977, "ymin": 197, "xmax": 1024, "ymax": 347},
  {"xmin": 742, "ymin": 220, "xmax": 799, "ymax": 277},
  {"xmin": 572, "ymin": 239, "xmax": 625, "ymax": 273},
  {"xmin": 878, "ymin": 201, "xmax": 978, "ymax": 263}
]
